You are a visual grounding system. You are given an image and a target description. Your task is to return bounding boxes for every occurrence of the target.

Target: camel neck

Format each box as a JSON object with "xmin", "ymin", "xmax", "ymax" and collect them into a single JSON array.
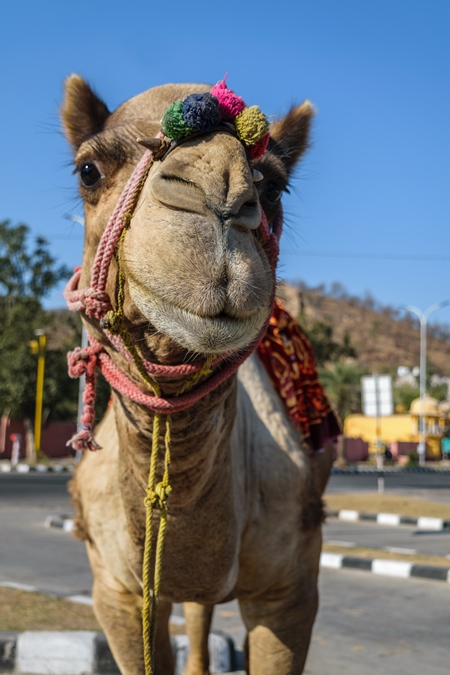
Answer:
[{"xmin": 113, "ymin": 373, "xmax": 238, "ymax": 519}]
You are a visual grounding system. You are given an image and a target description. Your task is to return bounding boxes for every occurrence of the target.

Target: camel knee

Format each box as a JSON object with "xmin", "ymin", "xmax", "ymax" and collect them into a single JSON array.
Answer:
[
  {"xmin": 91, "ymin": 575, "xmax": 143, "ymax": 650},
  {"xmin": 92, "ymin": 580, "xmax": 174, "ymax": 675}
]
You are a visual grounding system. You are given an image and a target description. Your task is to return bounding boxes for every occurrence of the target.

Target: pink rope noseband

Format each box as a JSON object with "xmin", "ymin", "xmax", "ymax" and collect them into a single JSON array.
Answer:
[{"xmin": 64, "ymin": 139, "xmax": 281, "ymax": 451}]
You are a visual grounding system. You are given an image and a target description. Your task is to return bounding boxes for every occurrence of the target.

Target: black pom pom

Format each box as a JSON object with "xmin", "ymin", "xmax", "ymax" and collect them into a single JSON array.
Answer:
[{"xmin": 182, "ymin": 93, "xmax": 222, "ymax": 132}]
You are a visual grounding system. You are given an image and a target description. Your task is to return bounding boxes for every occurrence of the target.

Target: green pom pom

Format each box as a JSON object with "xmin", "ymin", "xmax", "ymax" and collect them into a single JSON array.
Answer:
[
  {"xmin": 161, "ymin": 101, "xmax": 191, "ymax": 141},
  {"xmin": 235, "ymin": 106, "xmax": 269, "ymax": 146}
]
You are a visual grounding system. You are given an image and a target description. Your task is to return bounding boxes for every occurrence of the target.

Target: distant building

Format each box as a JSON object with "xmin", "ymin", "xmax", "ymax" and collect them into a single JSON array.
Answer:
[
  {"xmin": 396, "ymin": 365, "xmax": 417, "ymax": 388},
  {"xmin": 344, "ymin": 395, "xmax": 449, "ymax": 461}
]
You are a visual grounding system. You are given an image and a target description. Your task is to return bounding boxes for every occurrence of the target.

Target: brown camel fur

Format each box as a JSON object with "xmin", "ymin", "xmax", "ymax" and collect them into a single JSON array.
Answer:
[{"xmin": 62, "ymin": 76, "xmax": 333, "ymax": 675}]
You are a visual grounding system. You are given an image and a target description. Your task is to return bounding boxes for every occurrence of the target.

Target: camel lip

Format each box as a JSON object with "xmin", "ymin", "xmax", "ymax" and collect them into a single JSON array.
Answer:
[{"xmin": 128, "ymin": 283, "xmax": 269, "ymax": 355}]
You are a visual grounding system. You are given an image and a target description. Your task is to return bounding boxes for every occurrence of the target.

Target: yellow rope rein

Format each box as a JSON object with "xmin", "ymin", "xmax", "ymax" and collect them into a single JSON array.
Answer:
[
  {"xmin": 142, "ymin": 413, "xmax": 171, "ymax": 674},
  {"xmin": 104, "ymin": 215, "xmax": 212, "ymax": 675}
]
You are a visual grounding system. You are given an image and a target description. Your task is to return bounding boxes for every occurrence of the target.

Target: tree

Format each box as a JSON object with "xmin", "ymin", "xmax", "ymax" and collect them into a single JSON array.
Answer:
[
  {"xmin": 0, "ymin": 220, "xmax": 69, "ymax": 298},
  {"xmin": 319, "ymin": 362, "xmax": 366, "ymax": 423},
  {"xmin": 300, "ymin": 318, "xmax": 358, "ymax": 367},
  {"xmin": 428, "ymin": 382, "xmax": 448, "ymax": 402},
  {"xmin": 393, "ymin": 383, "xmax": 419, "ymax": 412},
  {"xmin": 0, "ymin": 221, "xmax": 77, "ymax": 420}
]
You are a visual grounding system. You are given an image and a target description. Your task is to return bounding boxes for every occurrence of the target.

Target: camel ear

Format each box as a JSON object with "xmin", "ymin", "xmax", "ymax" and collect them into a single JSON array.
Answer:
[
  {"xmin": 269, "ymin": 101, "xmax": 315, "ymax": 175},
  {"xmin": 61, "ymin": 74, "xmax": 110, "ymax": 151}
]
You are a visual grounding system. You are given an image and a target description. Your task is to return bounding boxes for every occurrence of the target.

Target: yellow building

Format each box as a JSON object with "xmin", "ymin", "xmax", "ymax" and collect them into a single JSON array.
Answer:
[{"xmin": 344, "ymin": 395, "xmax": 449, "ymax": 460}]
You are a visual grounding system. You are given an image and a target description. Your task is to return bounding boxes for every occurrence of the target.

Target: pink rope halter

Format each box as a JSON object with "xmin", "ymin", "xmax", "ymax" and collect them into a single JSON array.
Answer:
[{"xmin": 64, "ymin": 138, "xmax": 281, "ymax": 451}]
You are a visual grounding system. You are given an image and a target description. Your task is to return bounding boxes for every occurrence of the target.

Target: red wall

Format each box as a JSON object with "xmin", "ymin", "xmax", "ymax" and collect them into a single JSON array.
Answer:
[
  {"xmin": 344, "ymin": 437, "xmax": 369, "ymax": 462},
  {"xmin": 0, "ymin": 418, "xmax": 77, "ymax": 460}
]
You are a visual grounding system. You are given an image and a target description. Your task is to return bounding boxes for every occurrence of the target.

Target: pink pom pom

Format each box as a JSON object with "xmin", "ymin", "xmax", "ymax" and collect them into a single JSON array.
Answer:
[
  {"xmin": 211, "ymin": 77, "xmax": 228, "ymax": 91},
  {"xmin": 248, "ymin": 132, "xmax": 270, "ymax": 159},
  {"xmin": 211, "ymin": 79, "xmax": 246, "ymax": 120}
]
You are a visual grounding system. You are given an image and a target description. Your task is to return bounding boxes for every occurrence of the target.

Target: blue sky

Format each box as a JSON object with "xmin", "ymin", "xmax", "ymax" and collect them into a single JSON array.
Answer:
[{"xmin": 2, "ymin": 1, "xmax": 450, "ymax": 325}]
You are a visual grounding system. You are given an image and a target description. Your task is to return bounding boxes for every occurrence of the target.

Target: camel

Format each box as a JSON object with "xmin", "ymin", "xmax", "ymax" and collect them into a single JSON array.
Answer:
[{"xmin": 61, "ymin": 75, "xmax": 337, "ymax": 675}]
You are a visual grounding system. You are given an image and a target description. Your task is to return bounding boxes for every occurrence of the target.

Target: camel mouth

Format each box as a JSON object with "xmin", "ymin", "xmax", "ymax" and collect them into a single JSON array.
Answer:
[{"xmin": 129, "ymin": 284, "xmax": 270, "ymax": 355}]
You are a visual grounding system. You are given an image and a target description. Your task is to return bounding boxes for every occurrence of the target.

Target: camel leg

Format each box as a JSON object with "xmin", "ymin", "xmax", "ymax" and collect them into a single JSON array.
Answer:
[
  {"xmin": 183, "ymin": 602, "xmax": 214, "ymax": 675},
  {"xmin": 154, "ymin": 598, "xmax": 175, "ymax": 675},
  {"xmin": 243, "ymin": 634, "xmax": 249, "ymax": 674},
  {"xmin": 238, "ymin": 571, "xmax": 319, "ymax": 674},
  {"xmin": 239, "ymin": 587, "xmax": 318, "ymax": 674},
  {"xmin": 87, "ymin": 542, "xmax": 175, "ymax": 675}
]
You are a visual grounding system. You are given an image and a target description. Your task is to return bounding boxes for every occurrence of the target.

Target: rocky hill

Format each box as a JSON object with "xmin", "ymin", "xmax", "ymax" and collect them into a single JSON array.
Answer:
[{"xmin": 277, "ymin": 282, "xmax": 450, "ymax": 376}]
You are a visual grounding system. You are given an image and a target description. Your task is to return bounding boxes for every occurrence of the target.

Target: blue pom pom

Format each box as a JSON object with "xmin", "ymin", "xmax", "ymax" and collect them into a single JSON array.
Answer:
[{"xmin": 182, "ymin": 93, "xmax": 221, "ymax": 132}]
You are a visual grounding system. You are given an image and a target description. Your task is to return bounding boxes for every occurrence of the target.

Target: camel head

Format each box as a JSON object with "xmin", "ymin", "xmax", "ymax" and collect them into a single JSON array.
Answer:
[{"xmin": 62, "ymin": 76, "xmax": 314, "ymax": 360}]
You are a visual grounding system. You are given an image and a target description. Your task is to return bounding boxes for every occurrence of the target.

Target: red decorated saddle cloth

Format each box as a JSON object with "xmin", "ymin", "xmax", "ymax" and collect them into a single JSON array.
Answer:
[{"xmin": 257, "ymin": 299, "xmax": 341, "ymax": 453}]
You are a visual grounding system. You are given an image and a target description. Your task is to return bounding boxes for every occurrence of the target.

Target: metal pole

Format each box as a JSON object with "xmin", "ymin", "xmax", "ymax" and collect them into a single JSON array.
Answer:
[
  {"xmin": 374, "ymin": 372, "xmax": 384, "ymax": 493},
  {"xmin": 404, "ymin": 301, "xmax": 450, "ymax": 466},
  {"xmin": 418, "ymin": 315, "xmax": 427, "ymax": 465},
  {"xmin": 33, "ymin": 330, "xmax": 46, "ymax": 459}
]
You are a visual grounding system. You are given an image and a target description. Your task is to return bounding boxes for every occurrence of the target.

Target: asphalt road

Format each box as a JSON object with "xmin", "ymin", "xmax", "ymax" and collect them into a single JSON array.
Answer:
[
  {"xmin": 3, "ymin": 469, "xmax": 450, "ymax": 501},
  {"xmin": 307, "ymin": 567, "xmax": 450, "ymax": 675},
  {"xmin": 0, "ymin": 473, "xmax": 92, "ymax": 595},
  {"xmin": 0, "ymin": 473, "xmax": 72, "ymax": 505},
  {"xmin": 324, "ymin": 519, "xmax": 450, "ymax": 557},
  {"xmin": 1, "ymin": 473, "xmax": 450, "ymax": 673}
]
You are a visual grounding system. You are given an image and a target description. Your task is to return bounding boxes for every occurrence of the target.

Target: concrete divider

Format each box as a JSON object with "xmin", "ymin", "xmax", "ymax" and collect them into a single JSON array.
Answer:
[{"xmin": 0, "ymin": 630, "xmax": 236, "ymax": 674}]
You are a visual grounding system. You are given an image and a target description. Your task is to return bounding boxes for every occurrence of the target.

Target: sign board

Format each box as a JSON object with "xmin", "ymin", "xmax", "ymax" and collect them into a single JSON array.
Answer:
[{"xmin": 361, "ymin": 375, "xmax": 393, "ymax": 417}]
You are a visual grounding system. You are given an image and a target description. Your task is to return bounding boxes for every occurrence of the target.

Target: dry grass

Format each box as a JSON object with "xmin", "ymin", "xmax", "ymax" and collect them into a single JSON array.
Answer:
[
  {"xmin": 0, "ymin": 587, "xmax": 100, "ymax": 631},
  {"xmin": 0, "ymin": 586, "xmax": 186, "ymax": 633},
  {"xmin": 324, "ymin": 493, "xmax": 450, "ymax": 518},
  {"xmin": 323, "ymin": 543, "xmax": 450, "ymax": 569}
]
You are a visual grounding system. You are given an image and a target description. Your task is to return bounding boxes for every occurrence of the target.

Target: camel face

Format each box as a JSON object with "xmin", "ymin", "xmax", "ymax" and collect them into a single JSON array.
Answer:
[
  {"xmin": 124, "ymin": 131, "xmax": 273, "ymax": 354},
  {"xmin": 63, "ymin": 77, "xmax": 312, "ymax": 358}
]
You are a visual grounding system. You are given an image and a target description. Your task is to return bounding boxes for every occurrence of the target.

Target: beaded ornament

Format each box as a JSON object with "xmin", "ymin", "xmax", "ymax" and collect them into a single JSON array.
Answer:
[{"xmin": 161, "ymin": 78, "xmax": 270, "ymax": 159}]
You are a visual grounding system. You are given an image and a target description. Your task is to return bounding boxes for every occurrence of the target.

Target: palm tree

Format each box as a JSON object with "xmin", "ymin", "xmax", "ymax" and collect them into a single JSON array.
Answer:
[{"xmin": 319, "ymin": 362, "xmax": 366, "ymax": 423}]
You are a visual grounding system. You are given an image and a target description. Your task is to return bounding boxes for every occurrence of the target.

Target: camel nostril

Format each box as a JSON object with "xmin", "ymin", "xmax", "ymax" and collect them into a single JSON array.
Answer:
[{"xmin": 228, "ymin": 200, "xmax": 261, "ymax": 231}]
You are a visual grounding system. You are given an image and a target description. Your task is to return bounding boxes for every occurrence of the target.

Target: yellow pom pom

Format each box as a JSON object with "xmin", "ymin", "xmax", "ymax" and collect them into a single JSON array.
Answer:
[{"xmin": 235, "ymin": 106, "xmax": 269, "ymax": 146}]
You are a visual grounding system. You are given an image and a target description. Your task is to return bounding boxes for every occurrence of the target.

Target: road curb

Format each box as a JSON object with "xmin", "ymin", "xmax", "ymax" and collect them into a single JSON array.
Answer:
[
  {"xmin": 50, "ymin": 510, "xmax": 450, "ymax": 534},
  {"xmin": 0, "ymin": 462, "xmax": 74, "ymax": 474},
  {"xmin": 0, "ymin": 631, "xmax": 16, "ymax": 672},
  {"xmin": 0, "ymin": 630, "xmax": 236, "ymax": 674},
  {"xmin": 326, "ymin": 508, "xmax": 450, "ymax": 531},
  {"xmin": 320, "ymin": 551, "xmax": 450, "ymax": 582}
]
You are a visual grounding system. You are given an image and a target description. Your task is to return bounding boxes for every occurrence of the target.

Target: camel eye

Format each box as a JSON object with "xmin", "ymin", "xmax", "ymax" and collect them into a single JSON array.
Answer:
[
  {"xmin": 79, "ymin": 161, "xmax": 102, "ymax": 189},
  {"xmin": 265, "ymin": 180, "xmax": 282, "ymax": 205}
]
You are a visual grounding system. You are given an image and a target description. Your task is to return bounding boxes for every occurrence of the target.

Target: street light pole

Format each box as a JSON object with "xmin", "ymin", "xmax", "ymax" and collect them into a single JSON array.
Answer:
[
  {"xmin": 404, "ymin": 300, "xmax": 450, "ymax": 466},
  {"xmin": 30, "ymin": 329, "xmax": 47, "ymax": 459}
]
